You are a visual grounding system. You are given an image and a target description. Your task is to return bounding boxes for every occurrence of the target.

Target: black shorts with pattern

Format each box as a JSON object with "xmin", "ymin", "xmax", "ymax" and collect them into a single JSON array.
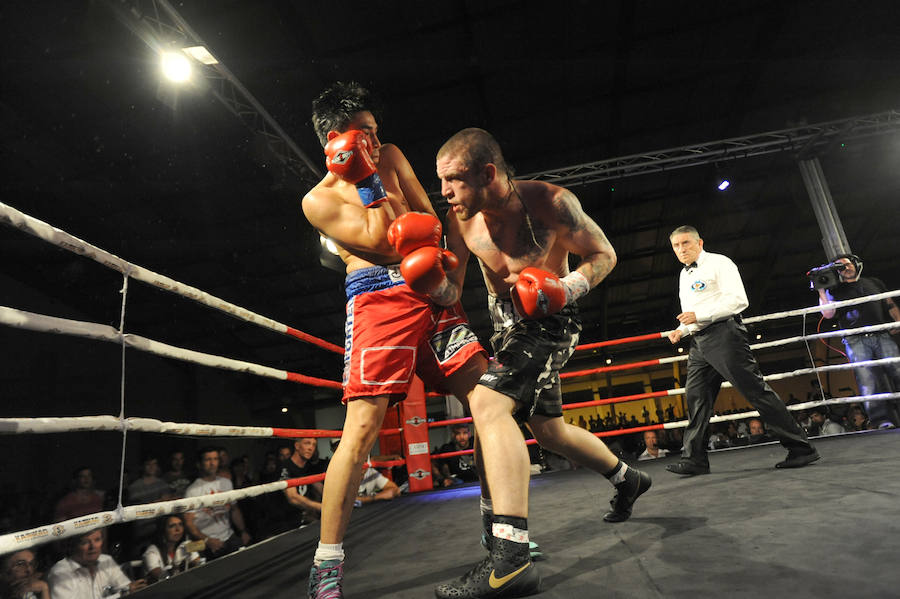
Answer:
[{"xmin": 477, "ymin": 295, "xmax": 582, "ymax": 424}]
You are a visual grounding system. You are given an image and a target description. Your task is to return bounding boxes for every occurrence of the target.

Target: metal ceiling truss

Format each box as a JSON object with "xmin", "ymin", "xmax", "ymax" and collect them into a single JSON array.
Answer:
[
  {"xmin": 117, "ymin": 0, "xmax": 323, "ymax": 188},
  {"xmin": 519, "ymin": 110, "xmax": 900, "ymax": 187}
]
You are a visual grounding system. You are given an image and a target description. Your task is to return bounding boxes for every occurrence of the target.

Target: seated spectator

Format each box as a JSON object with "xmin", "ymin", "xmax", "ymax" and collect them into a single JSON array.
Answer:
[
  {"xmin": 277, "ymin": 445, "xmax": 293, "ymax": 463},
  {"xmin": 1, "ymin": 549, "xmax": 50, "ymax": 599},
  {"xmin": 848, "ymin": 410, "xmax": 871, "ymax": 431},
  {"xmin": 723, "ymin": 421, "xmax": 747, "ymax": 446},
  {"xmin": 258, "ymin": 451, "xmax": 280, "ymax": 484},
  {"xmin": 141, "ymin": 514, "xmax": 202, "ymax": 583},
  {"xmin": 793, "ymin": 407, "xmax": 811, "ymax": 433},
  {"xmin": 163, "ymin": 450, "xmax": 192, "ymax": 498},
  {"xmin": 128, "ymin": 454, "xmax": 173, "ymax": 558},
  {"xmin": 432, "ymin": 424, "xmax": 478, "ymax": 488},
  {"xmin": 53, "ymin": 466, "xmax": 105, "ymax": 522},
  {"xmin": 747, "ymin": 418, "xmax": 773, "ymax": 444},
  {"xmin": 231, "ymin": 456, "xmax": 254, "ymax": 489},
  {"xmin": 216, "ymin": 447, "xmax": 232, "ymax": 481},
  {"xmin": 230, "ymin": 456, "xmax": 259, "ymax": 538},
  {"xmin": 638, "ymin": 430, "xmax": 668, "ymax": 460},
  {"xmin": 356, "ymin": 464, "xmax": 401, "ymax": 506},
  {"xmin": 708, "ymin": 423, "xmax": 729, "ymax": 450},
  {"xmin": 184, "ymin": 447, "xmax": 252, "ymax": 560},
  {"xmin": 808, "ymin": 407, "xmax": 847, "ymax": 436},
  {"xmin": 280, "ymin": 438, "xmax": 326, "ymax": 525},
  {"xmin": 128, "ymin": 455, "xmax": 171, "ymax": 504},
  {"xmin": 48, "ymin": 529, "xmax": 147, "ymax": 598}
]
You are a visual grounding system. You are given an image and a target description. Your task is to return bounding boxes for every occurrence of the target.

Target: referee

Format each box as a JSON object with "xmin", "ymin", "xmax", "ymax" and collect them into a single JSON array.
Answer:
[{"xmin": 665, "ymin": 225, "xmax": 818, "ymax": 474}]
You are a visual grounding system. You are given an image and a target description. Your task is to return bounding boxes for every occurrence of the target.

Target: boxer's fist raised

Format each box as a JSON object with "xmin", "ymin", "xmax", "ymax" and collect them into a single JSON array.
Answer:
[
  {"xmin": 324, "ymin": 130, "xmax": 387, "ymax": 207},
  {"xmin": 400, "ymin": 246, "xmax": 458, "ymax": 296},
  {"xmin": 511, "ymin": 267, "xmax": 567, "ymax": 319},
  {"xmin": 387, "ymin": 212, "xmax": 442, "ymax": 256}
]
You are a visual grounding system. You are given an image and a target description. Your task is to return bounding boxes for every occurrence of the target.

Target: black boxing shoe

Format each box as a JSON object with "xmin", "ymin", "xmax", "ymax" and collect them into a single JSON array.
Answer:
[
  {"xmin": 603, "ymin": 467, "xmax": 652, "ymax": 522},
  {"xmin": 434, "ymin": 555, "xmax": 540, "ymax": 599},
  {"xmin": 665, "ymin": 460, "xmax": 710, "ymax": 476},
  {"xmin": 437, "ymin": 537, "xmax": 540, "ymax": 599}
]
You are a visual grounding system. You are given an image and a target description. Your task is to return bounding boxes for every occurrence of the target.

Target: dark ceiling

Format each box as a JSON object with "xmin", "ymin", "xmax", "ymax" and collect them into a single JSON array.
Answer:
[{"xmin": 2, "ymin": 0, "xmax": 899, "ymax": 417}]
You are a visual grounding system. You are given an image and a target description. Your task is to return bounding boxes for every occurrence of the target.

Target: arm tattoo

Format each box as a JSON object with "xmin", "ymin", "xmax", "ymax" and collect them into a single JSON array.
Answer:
[{"xmin": 555, "ymin": 190, "xmax": 586, "ymax": 233}]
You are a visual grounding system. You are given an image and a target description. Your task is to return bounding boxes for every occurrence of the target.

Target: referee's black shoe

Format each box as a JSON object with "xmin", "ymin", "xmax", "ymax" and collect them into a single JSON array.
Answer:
[
  {"xmin": 665, "ymin": 460, "xmax": 710, "ymax": 476},
  {"xmin": 775, "ymin": 448, "xmax": 820, "ymax": 469}
]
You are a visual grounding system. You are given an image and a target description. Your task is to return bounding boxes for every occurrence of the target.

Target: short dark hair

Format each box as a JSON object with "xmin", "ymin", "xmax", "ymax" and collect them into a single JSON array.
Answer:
[
  {"xmin": 437, "ymin": 128, "xmax": 514, "ymax": 178},
  {"xmin": 311, "ymin": 81, "xmax": 379, "ymax": 147},
  {"xmin": 670, "ymin": 225, "xmax": 699, "ymax": 239},
  {"xmin": 197, "ymin": 446, "xmax": 219, "ymax": 461},
  {"xmin": 451, "ymin": 423, "xmax": 470, "ymax": 433}
]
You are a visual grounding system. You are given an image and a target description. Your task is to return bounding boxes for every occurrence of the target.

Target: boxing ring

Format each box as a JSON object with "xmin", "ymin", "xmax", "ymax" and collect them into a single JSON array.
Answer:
[{"xmin": 2, "ymin": 201, "xmax": 900, "ymax": 597}]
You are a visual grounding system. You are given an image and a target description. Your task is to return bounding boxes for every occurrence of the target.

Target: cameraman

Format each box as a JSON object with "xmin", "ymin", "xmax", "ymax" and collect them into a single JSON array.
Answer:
[{"xmin": 817, "ymin": 255, "xmax": 900, "ymax": 428}]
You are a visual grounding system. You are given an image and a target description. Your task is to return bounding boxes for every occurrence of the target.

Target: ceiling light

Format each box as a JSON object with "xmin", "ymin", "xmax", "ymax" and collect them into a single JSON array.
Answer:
[
  {"xmin": 605, "ymin": 358, "xmax": 612, "ymax": 365},
  {"xmin": 182, "ymin": 46, "xmax": 218, "ymax": 65},
  {"xmin": 717, "ymin": 179, "xmax": 731, "ymax": 191},
  {"xmin": 281, "ymin": 407, "xmax": 288, "ymax": 413},
  {"xmin": 161, "ymin": 51, "xmax": 191, "ymax": 82}
]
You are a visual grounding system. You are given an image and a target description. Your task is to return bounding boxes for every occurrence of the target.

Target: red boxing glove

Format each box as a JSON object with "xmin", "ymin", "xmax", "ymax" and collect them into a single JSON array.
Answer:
[
  {"xmin": 387, "ymin": 212, "xmax": 442, "ymax": 256},
  {"xmin": 324, "ymin": 130, "xmax": 387, "ymax": 207},
  {"xmin": 400, "ymin": 246, "xmax": 458, "ymax": 296},
  {"xmin": 510, "ymin": 267, "xmax": 567, "ymax": 319}
]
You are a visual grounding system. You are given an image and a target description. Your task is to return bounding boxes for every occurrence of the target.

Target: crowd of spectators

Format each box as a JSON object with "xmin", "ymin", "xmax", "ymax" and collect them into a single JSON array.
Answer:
[{"xmin": 0, "ymin": 437, "xmax": 410, "ymax": 597}]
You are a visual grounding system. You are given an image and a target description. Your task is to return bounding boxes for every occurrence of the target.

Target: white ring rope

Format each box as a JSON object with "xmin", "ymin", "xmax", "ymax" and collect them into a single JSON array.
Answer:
[
  {"xmin": 751, "ymin": 320, "xmax": 900, "ymax": 350},
  {"xmin": 0, "ymin": 305, "xmax": 342, "ymax": 389},
  {"xmin": 742, "ymin": 290, "xmax": 900, "ymax": 324},
  {"xmin": 0, "ymin": 476, "xmax": 318, "ymax": 554},
  {"xmin": 0, "ymin": 415, "xmax": 343, "ymax": 439},
  {"xmin": 0, "ymin": 201, "xmax": 342, "ymax": 354},
  {"xmin": 660, "ymin": 392, "xmax": 900, "ymax": 430}
]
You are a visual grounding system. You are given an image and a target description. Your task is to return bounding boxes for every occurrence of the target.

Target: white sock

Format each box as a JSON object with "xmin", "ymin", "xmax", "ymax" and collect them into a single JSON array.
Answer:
[
  {"xmin": 480, "ymin": 496, "xmax": 493, "ymax": 516},
  {"xmin": 609, "ymin": 462, "xmax": 628, "ymax": 485},
  {"xmin": 314, "ymin": 542, "xmax": 344, "ymax": 565}
]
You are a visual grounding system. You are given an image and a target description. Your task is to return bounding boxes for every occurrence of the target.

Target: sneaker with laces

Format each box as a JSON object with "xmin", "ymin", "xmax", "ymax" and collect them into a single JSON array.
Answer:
[
  {"xmin": 308, "ymin": 559, "xmax": 343, "ymax": 599},
  {"xmin": 603, "ymin": 467, "xmax": 652, "ymax": 522}
]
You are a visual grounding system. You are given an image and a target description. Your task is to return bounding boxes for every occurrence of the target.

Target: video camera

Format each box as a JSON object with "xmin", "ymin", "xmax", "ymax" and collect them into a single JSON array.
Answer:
[
  {"xmin": 806, "ymin": 263, "xmax": 841, "ymax": 289},
  {"xmin": 806, "ymin": 254, "xmax": 862, "ymax": 290}
]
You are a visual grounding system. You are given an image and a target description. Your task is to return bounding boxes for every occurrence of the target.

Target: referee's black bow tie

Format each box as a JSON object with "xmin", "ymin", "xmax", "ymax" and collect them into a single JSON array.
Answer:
[{"xmin": 684, "ymin": 261, "xmax": 697, "ymax": 271}]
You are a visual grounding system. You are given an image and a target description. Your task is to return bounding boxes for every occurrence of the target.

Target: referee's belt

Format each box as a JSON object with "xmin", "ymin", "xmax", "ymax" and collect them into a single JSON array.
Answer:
[{"xmin": 695, "ymin": 314, "xmax": 743, "ymax": 336}]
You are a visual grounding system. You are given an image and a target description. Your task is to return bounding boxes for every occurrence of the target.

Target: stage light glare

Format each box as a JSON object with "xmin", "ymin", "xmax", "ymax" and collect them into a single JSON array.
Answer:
[
  {"xmin": 605, "ymin": 358, "xmax": 612, "ymax": 365},
  {"xmin": 320, "ymin": 235, "xmax": 340, "ymax": 255},
  {"xmin": 281, "ymin": 407, "xmax": 288, "ymax": 413},
  {"xmin": 161, "ymin": 51, "xmax": 191, "ymax": 82},
  {"xmin": 717, "ymin": 179, "xmax": 731, "ymax": 191}
]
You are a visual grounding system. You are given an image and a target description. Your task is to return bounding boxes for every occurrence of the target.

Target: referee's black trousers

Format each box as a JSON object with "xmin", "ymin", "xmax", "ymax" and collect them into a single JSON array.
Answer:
[{"xmin": 681, "ymin": 318, "xmax": 812, "ymax": 465}]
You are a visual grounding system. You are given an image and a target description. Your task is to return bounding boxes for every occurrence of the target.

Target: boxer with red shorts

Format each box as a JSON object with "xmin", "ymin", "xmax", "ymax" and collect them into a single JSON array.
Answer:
[{"xmin": 301, "ymin": 83, "xmax": 487, "ymax": 599}]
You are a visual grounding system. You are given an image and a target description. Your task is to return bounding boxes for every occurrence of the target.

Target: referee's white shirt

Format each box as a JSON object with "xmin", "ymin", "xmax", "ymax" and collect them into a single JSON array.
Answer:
[{"xmin": 677, "ymin": 250, "xmax": 749, "ymax": 337}]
